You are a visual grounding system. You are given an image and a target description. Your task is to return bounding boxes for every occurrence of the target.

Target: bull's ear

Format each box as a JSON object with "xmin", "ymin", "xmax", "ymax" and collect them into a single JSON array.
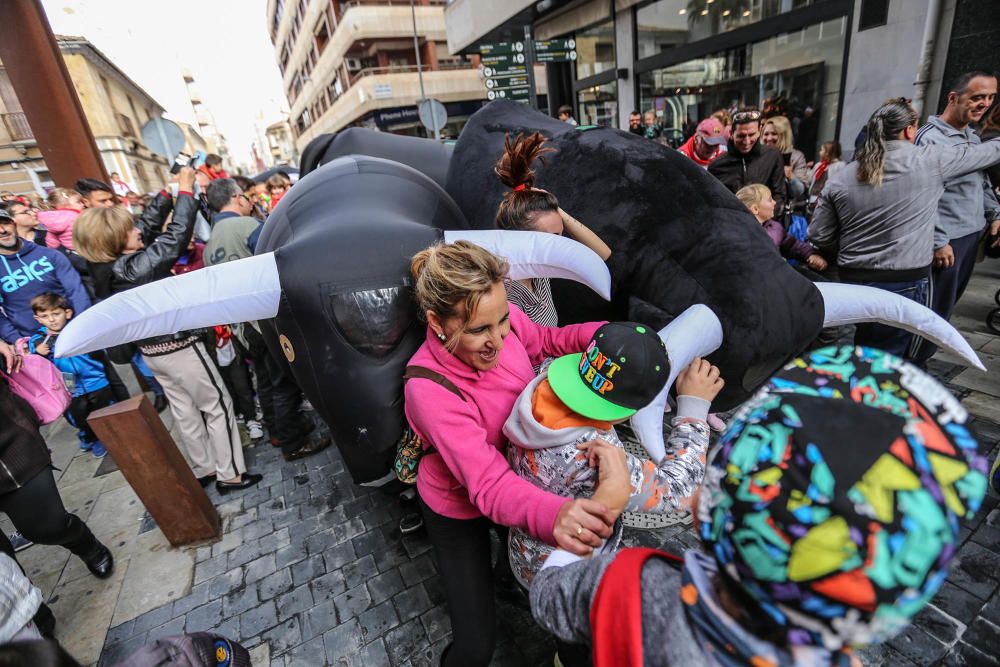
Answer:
[
  {"xmin": 816, "ymin": 283, "xmax": 984, "ymax": 370},
  {"xmin": 630, "ymin": 304, "xmax": 723, "ymax": 462},
  {"xmin": 443, "ymin": 230, "xmax": 611, "ymax": 300},
  {"xmin": 55, "ymin": 253, "xmax": 281, "ymax": 358}
]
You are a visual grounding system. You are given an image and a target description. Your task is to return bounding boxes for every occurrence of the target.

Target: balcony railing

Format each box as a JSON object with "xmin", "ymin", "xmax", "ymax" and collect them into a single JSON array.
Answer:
[
  {"xmin": 347, "ymin": 60, "xmax": 469, "ymax": 86},
  {"xmin": 340, "ymin": 0, "xmax": 446, "ymax": 10},
  {"xmin": 1, "ymin": 112, "xmax": 33, "ymax": 141}
]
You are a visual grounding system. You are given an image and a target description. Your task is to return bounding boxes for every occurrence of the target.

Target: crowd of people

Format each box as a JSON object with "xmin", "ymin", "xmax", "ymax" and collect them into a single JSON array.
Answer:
[{"xmin": 0, "ymin": 70, "xmax": 998, "ymax": 667}]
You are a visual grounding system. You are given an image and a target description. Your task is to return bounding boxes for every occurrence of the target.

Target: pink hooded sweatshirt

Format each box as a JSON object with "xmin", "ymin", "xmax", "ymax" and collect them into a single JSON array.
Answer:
[
  {"xmin": 404, "ymin": 304, "xmax": 603, "ymax": 545},
  {"xmin": 38, "ymin": 208, "xmax": 79, "ymax": 251}
]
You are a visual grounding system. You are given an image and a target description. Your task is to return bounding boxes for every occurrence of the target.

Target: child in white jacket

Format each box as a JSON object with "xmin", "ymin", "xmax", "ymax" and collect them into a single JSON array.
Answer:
[{"xmin": 503, "ymin": 322, "xmax": 723, "ymax": 588}]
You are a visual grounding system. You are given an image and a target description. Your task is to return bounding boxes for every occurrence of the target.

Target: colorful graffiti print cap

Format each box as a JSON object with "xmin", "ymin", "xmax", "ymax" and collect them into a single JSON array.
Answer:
[
  {"xmin": 698, "ymin": 345, "xmax": 988, "ymax": 650},
  {"xmin": 547, "ymin": 321, "xmax": 669, "ymax": 421}
]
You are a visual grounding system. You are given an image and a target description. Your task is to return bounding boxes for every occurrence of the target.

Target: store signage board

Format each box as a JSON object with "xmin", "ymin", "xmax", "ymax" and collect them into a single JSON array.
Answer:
[
  {"xmin": 481, "ymin": 53, "xmax": 527, "ymax": 66},
  {"xmin": 487, "ymin": 87, "xmax": 530, "ymax": 101},
  {"xmin": 486, "ymin": 76, "xmax": 529, "ymax": 89},
  {"xmin": 534, "ymin": 38, "xmax": 576, "ymax": 62},
  {"xmin": 481, "ymin": 64, "xmax": 527, "ymax": 77},
  {"xmin": 478, "ymin": 41, "xmax": 524, "ymax": 56}
]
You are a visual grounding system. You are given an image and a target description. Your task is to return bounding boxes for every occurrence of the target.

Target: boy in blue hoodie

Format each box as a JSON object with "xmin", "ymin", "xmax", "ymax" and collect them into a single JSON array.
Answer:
[
  {"xmin": 0, "ymin": 209, "xmax": 90, "ymax": 342},
  {"xmin": 28, "ymin": 293, "xmax": 114, "ymax": 457}
]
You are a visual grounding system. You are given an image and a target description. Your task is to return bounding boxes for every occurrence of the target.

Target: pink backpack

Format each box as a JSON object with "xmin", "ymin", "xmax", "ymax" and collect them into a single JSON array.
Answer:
[{"xmin": 6, "ymin": 338, "xmax": 71, "ymax": 424}]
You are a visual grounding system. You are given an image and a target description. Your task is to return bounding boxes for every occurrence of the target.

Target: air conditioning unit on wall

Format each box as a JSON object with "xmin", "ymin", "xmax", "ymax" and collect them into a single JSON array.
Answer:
[{"xmin": 345, "ymin": 58, "xmax": 363, "ymax": 71}]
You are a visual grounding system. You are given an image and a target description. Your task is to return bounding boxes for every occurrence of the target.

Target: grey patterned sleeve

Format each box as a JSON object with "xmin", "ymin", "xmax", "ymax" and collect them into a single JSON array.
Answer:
[
  {"xmin": 622, "ymin": 416, "xmax": 710, "ymax": 514},
  {"xmin": 529, "ymin": 552, "xmax": 617, "ymax": 644}
]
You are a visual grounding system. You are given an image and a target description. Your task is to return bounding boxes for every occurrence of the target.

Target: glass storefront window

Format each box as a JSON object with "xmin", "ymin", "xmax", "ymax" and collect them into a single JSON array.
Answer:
[
  {"xmin": 636, "ymin": 0, "xmax": 817, "ymax": 60},
  {"xmin": 637, "ymin": 16, "xmax": 846, "ymax": 160},
  {"xmin": 578, "ymin": 81, "xmax": 619, "ymax": 127},
  {"xmin": 575, "ymin": 20, "xmax": 616, "ymax": 80}
]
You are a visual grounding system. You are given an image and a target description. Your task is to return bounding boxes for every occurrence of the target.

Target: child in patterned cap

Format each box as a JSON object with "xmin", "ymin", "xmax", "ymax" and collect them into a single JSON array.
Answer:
[
  {"xmin": 530, "ymin": 345, "xmax": 988, "ymax": 667},
  {"xmin": 502, "ymin": 321, "xmax": 724, "ymax": 590}
]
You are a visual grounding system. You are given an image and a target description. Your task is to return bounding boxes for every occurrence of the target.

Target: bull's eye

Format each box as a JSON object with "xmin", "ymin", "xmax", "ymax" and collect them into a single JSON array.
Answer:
[{"xmin": 325, "ymin": 284, "xmax": 415, "ymax": 358}]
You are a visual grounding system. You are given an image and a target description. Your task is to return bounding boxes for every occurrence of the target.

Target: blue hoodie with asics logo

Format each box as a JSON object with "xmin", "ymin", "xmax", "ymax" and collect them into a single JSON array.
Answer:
[{"xmin": 0, "ymin": 241, "xmax": 91, "ymax": 343}]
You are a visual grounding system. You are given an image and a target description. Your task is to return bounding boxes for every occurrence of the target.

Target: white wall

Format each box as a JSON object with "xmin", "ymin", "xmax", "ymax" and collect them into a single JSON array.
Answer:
[{"xmin": 838, "ymin": 0, "xmax": 955, "ymax": 155}]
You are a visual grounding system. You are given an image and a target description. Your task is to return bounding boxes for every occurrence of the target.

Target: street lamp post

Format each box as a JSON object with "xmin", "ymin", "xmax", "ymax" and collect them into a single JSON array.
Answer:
[{"xmin": 409, "ymin": 0, "xmax": 440, "ymax": 140}]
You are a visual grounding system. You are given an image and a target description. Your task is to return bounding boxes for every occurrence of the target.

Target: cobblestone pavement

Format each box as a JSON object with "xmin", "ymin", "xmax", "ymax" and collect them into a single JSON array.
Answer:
[{"xmin": 83, "ymin": 261, "xmax": 1000, "ymax": 666}]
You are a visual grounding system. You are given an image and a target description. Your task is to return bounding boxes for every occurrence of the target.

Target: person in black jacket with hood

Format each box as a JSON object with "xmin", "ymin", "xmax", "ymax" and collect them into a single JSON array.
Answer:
[
  {"xmin": 73, "ymin": 168, "xmax": 262, "ymax": 495},
  {"xmin": 0, "ymin": 338, "xmax": 112, "ymax": 639},
  {"xmin": 708, "ymin": 109, "xmax": 788, "ymax": 218}
]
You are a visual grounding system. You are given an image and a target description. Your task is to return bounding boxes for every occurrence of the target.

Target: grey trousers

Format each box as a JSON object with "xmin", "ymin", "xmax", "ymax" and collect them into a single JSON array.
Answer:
[{"xmin": 143, "ymin": 342, "xmax": 245, "ymax": 479}]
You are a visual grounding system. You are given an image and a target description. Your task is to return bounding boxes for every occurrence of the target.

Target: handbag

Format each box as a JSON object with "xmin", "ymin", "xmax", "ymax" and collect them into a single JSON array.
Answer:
[
  {"xmin": 6, "ymin": 339, "xmax": 72, "ymax": 425},
  {"xmin": 394, "ymin": 365, "xmax": 465, "ymax": 484}
]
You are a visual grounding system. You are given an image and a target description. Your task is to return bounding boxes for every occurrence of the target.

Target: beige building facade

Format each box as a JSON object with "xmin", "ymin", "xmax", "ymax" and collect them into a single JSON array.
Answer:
[
  {"xmin": 266, "ymin": 0, "xmax": 488, "ymax": 153},
  {"xmin": 0, "ymin": 35, "xmax": 170, "ymax": 197}
]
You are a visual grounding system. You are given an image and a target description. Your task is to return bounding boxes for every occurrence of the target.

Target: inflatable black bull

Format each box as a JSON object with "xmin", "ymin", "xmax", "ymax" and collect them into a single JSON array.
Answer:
[{"xmin": 56, "ymin": 101, "xmax": 981, "ymax": 484}]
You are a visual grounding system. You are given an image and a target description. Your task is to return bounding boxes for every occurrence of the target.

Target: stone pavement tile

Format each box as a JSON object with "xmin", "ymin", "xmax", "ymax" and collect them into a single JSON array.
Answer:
[
  {"xmin": 356, "ymin": 638, "xmax": 391, "ymax": 667},
  {"xmin": 208, "ymin": 567, "xmax": 246, "ymax": 599},
  {"xmin": 261, "ymin": 616, "xmax": 303, "ymax": 656},
  {"xmin": 110, "ymin": 529, "xmax": 194, "ymax": 626},
  {"xmin": 22, "ymin": 543, "xmax": 71, "ymax": 593},
  {"xmin": 933, "ymin": 582, "xmax": 989, "ymax": 626},
  {"xmin": 209, "ymin": 614, "xmax": 240, "ymax": 646},
  {"xmin": 249, "ymin": 642, "xmax": 271, "ymax": 667},
  {"xmin": 962, "ymin": 391, "xmax": 1000, "ymax": 423},
  {"xmin": 374, "ymin": 539, "xmax": 412, "ymax": 574},
  {"xmin": 103, "ymin": 618, "xmax": 136, "ymax": 647},
  {"xmin": 291, "ymin": 554, "xmax": 326, "ymax": 587},
  {"xmin": 961, "ymin": 617, "xmax": 1000, "ymax": 653},
  {"xmin": 259, "ymin": 568, "xmax": 294, "ymax": 601},
  {"xmin": 48, "ymin": 557, "xmax": 128, "ymax": 666},
  {"xmin": 323, "ymin": 541, "xmax": 357, "ymax": 572},
  {"xmin": 951, "ymin": 352, "xmax": 1000, "ymax": 398},
  {"xmin": 398, "ymin": 554, "xmax": 436, "ymax": 588},
  {"xmin": 245, "ymin": 553, "xmax": 278, "ymax": 585},
  {"xmin": 358, "ymin": 599, "xmax": 400, "ymax": 644},
  {"xmin": 89, "ymin": 482, "xmax": 148, "ymax": 541},
  {"xmin": 211, "ymin": 527, "xmax": 244, "ymax": 557},
  {"xmin": 982, "ymin": 594, "xmax": 1000, "ymax": 626},
  {"xmin": 887, "ymin": 622, "xmax": 949, "ymax": 665},
  {"xmin": 310, "ymin": 568, "xmax": 347, "ymax": 602},
  {"xmin": 283, "ymin": 635, "xmax": 325, "ymax": 666},
  {"xmin": 419, "ymin": 606, "xmax": 451, "ymax": 643},
  {"xmin": 383, "ymin": 617, "xmax": 428, "ymax": 665},
  {"xmin": 276, "ymin": 541, "xmax": 309, "ymax": 570},
  {"xmin": 353, "ymin": 527, "xmax": 388, "ymax": 558},
  {"xmin": 172, "ymin": 580, "xmax": 210, "ymax": 617},
  {"xmin": 240, "ymin": 599, "xmax": 280, "ymax": 638},
  {"xmin": 334, "ymin": 583, "xmax": 372, "ymax": 623},
  {"xmin": 300, "ymin": 599, "xmax": 339, "ymax": 641},
  {"xmin": 367, "ymin": 569, "xmax": 405, "ymax": 605},
  {"xmin": 277, "ymin": 584, "xmax": 314, "ymax": 622},
  {"xmin": 342, "ymin": 554, "xmax": 377, "ymax": 582},
  {"xmin": 228, "ymin": 507, "xmax": 259, "ymax": 531},
  {"xmin": 194, "ymin": 552, "xmax": 229, "ymax": 585},
  {"xmin": 914, "ymin": 604, "xmax": 964, "ymax": 645},
  {"xmin": 948, "ymin": 542, "xmax": 1000, "ymax": 601},
  {"xmin": 129, "ymin": 603, "xmax": 174, "ymax": 637},
  {"xmin": 59, "ymin": 526, "xmax": 133, "ymax": 585},
  {"xmin": 942, "ymin": 641, "xmax": 1000, "ymax": 666},
  {"xmin": 98, "ymin": 630, "xmax": 148, "ymax": 667},
  {"xmin": 323, "ymin": 618, "xmax": 364, "ymax": 664},
  {"xmin": 856, "ymin": 643, "xmax": 917, "ymax": 666},
  {"xmin": 186, "ymin": 598, "xmax": 224, "ymax": 633},
  {"xmin": 146, "ymin": 614, "xmax": 186, "ymax": 641},
  {"xmin": 223, "ymin": 584, "xmax": 260, "ymax": 620},
  {"xmin": 981, "ymin": 337, "xmax": 1000, "ymax": 356},
  {"xmin": 393, "ymin": 584, "xmax": 433, "ymax": 624}
]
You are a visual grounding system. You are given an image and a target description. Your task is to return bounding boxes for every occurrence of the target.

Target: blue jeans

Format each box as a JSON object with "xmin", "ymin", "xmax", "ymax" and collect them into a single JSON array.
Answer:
[{"xmin": 848, "ymin": 277, "xmax": 929, "ymax": 360}]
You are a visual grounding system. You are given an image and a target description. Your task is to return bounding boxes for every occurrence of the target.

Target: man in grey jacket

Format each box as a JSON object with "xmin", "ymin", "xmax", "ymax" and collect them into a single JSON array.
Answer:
[
  {"xmin": 809, "ymin": 97, "xmax": 1000, "ymax": 359},
  {"xmin": 915, "ymin": 71, "xmax": 999, "ymax": 343}
]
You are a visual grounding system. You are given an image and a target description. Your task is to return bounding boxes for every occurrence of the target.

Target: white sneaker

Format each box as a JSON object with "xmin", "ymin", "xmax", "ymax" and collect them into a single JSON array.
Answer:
[{"xmin": 247, "ymin": 420, "xmax": 265, "ymax": 440}]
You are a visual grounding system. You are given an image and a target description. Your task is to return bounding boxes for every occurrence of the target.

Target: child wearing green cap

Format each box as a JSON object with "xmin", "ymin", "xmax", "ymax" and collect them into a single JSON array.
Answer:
[
  {"xmin": 530, "ymin": 345, "xmax": 988, "ymax": 666},
  {"xmin": 502, "ymin": 321, "xmax": 725, "ymax": 590}
]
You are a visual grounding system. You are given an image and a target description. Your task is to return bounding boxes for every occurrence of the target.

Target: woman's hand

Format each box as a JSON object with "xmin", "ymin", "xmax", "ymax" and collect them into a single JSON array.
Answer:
[
  {"xmin": 676, "ymin": 357, "xmax": 724, "ymax": 402},
  {"xmin": 177, "ymin": 166, "xmax": 197, "ymax": 193},
  {"xmin": 0, "ymin": 341, "xmax": 23, "ymax": 374},
  {"xmin": 579, "ymin": 439, "xmax": 631, "ymax": 516},
  {"xmin": 553, "ymin": 497, "xmax": 617, "ymax": 556}
]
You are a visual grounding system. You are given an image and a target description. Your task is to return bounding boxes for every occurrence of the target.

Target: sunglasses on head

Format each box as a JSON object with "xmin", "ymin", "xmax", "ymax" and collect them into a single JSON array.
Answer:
[{"xmin": 732, "ymin": 110, "xmax": 762, "ymax": 124}]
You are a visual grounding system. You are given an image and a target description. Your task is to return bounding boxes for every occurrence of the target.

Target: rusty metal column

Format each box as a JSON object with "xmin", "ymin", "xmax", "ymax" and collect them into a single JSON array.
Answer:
[{"xmin": 0, "ymin": 0, "xmax": 108, "ymax": 185}]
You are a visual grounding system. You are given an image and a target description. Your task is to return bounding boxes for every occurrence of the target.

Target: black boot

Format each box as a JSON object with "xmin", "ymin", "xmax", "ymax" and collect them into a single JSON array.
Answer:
[{"xmin": 64, "ymin": 517, "xmax": 114, "ymax": 579}]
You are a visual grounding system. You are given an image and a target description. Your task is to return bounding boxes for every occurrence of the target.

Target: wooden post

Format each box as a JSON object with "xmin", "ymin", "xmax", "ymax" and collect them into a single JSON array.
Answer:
[{"xmin": 88, "ymin": 395, "xmax": 221, "ymax": 547}]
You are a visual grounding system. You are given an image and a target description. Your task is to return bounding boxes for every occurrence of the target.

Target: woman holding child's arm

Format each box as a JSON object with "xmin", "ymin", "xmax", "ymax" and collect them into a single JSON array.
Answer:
[{"xmin": 403, "ymin": 241, "xmax": 617, "ymax": 667}]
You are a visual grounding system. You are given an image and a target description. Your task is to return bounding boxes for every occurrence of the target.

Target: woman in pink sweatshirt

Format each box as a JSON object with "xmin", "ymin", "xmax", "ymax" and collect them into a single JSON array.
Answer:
[{"xmin": 404, "ymin": 240, "xmax": 617, "ymax": 667}]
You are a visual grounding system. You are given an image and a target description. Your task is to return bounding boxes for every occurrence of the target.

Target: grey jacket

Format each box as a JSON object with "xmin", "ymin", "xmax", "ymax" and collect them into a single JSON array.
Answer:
[
  {"xmin": 809, "ymin": 139, "xmax": 1000, "ymax": 280},
  {"xmin": 916, "ymin": 115, "xmax": 1000, "ymax": 248}
]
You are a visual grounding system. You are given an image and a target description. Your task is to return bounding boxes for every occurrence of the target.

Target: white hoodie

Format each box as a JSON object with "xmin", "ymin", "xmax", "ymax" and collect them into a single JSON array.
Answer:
[{"xmin": 502, "ymin": 370, "xmax": 711, "ymax": 589}]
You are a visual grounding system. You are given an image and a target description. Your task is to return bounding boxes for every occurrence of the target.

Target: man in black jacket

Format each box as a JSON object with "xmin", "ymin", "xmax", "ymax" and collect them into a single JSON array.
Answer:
[{"xmin": 708, "ymin": 109, "xmax": 788, "ymax": 216}]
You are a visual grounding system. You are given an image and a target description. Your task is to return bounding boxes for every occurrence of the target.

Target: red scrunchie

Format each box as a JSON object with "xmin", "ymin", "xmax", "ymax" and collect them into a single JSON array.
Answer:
[{"xmin": 513, "ymin": 184, "xmax": 527, "ymax": 192}]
